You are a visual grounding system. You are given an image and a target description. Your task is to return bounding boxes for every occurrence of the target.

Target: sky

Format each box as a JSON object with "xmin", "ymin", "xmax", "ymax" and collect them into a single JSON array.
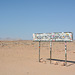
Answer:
[{"xmin": 0, "ymin": 0, "xmax": 75, "ymax": 40}]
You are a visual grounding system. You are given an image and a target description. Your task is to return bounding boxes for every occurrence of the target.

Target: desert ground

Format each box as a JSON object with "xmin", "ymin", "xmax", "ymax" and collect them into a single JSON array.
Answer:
[{"xmin": 0, "ymin": 40, "xmax": 75, "ymax": 75}]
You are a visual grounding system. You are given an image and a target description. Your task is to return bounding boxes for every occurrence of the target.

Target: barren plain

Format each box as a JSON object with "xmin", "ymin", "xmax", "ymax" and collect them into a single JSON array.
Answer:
[{"xmin": 0, "ymin": 40, "xmax": 75, "ymax": 75}]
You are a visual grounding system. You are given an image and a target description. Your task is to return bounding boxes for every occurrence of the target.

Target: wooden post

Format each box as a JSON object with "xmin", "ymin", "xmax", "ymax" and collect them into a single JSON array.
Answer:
[
  {"xmin": 50, "ymin": 42, "xmax": 52, "ymax": 64},
  {"xmin": 65, "ymin": 41, "xmax": 67, "ymax": 66},
  {"xmin": 39, "ymin": 41, "xmax": 40, "ymax": 62}
]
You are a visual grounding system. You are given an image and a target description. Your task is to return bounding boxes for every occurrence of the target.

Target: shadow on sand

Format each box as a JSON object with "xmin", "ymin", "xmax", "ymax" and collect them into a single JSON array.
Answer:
[{"xmin": 47, "ymin": 58, "xmax": 75, "ymax": 66}]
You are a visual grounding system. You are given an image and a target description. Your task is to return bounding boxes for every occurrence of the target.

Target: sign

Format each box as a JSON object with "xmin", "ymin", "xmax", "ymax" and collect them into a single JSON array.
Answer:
[{"xmin": 33, "ymin": 32, "xmax": 73, "ymax": 42}]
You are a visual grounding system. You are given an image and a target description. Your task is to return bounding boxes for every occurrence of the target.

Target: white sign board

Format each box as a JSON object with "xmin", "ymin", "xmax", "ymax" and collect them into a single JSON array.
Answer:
[{"xmin": 33, "ymin": 32, "xmax": 73, "ymax": 42}]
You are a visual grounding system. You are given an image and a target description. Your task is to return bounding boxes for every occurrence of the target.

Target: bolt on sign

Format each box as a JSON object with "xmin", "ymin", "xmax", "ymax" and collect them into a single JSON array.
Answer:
[{"xmin": 33, "ymin": 32, "xmax": 73, "ymax": 42}]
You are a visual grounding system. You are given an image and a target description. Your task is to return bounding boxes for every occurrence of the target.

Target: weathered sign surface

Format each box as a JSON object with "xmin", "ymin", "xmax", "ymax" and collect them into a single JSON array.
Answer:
[{"xmin": 33, "ymin": 32, "xmax": 73, "ymax": 42}]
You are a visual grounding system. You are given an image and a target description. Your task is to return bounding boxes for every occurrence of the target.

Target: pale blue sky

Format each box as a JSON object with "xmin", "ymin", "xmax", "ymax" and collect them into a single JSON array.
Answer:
[{"xmin": 0, "ymin": 0, "xmax": 75, "ymax": 40}]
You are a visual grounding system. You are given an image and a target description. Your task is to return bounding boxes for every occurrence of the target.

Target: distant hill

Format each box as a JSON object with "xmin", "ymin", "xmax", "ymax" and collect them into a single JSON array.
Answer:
[{"xmin": 0, "ymin": 37, "xmax": 22, "ymax": 41}]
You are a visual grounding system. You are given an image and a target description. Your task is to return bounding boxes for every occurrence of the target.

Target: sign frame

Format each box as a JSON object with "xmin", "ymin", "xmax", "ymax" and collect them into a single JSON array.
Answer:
[
  {"xmin": 33, "ymin": 32, "xmax": 73, "ymax": 66},
  {"xmin": 33, "ymin": 32, "xmax": 73, "ymax": 42}
]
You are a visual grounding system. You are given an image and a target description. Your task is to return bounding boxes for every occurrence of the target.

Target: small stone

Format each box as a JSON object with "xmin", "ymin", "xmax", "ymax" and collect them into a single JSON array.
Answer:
[
  {"xmin": 40, "ymin": 58, "xmax": 43, "ymax": 63},
  {"xmin": 61, "ymin": 62, "xmax": 66, "ymax": 66},
  {"xmin": 54, "ymin": 61, "xmax": 58, "ymax": 65}
]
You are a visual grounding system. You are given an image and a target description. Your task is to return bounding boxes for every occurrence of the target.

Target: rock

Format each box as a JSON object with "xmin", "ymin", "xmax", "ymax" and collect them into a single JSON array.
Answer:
[
  {"xmin": 61, "ymin": 62, "xmax": 65, "ymax": 66},
  {"xmin": 40, "ymin": 58, "xmax": 43, "ymax": 63},
  {"xmin": 40, "ymin": 58, "xmax": 46, "ymax": 64},
  {"xmin": 54, "ymin": 61, "xmax": 58, "ymax": 65}
]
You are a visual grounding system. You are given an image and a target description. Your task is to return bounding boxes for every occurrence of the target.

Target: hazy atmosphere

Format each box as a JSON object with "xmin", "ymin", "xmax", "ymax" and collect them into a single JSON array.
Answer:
[{"xmin": 0, "ymin": 0, "xmax": 75, "ymax": 40}]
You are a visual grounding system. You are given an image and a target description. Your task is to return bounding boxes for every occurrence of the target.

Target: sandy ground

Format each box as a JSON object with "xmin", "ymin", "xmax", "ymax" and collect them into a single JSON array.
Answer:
[{"xmin": 0, "ymin": 40, "xmax": 75, "ymax": 75}]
